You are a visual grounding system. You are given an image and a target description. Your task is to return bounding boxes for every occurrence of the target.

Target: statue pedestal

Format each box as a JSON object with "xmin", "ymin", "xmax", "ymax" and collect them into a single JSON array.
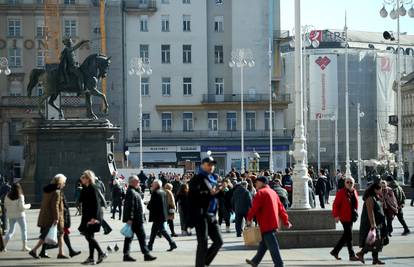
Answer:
[{"xmin": 21, "ymin": 119, "xmax": 120, "ymax": 204}]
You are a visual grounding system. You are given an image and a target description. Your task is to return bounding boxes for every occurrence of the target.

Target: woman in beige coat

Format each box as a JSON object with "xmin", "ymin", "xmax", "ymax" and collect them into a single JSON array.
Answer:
[
  {"xmin": 29, "ymin": 174, "xmax": 68, "ymax": 259},
  {"xmin": 164, "ymin": 183, "xmax": 177, "ymax": 237}
]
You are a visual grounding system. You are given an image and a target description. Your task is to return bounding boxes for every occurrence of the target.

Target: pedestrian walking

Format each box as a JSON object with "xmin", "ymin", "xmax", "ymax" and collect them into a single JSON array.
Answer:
[
  {"xmin": 379, "ymin": 180, "xmax": 398, "ymax": 237},
  {"xmin": 29, "ymin": 174, "xmax": 68, "ymax": 259},
  {"xmin": 386, "ymin": 176, "xmax": 410, "ymax": 235},
  {"xmin": 217, "ymin": 180, "xmax": 232, "ymax": 233},
  {"xmin": 3, "ymin": 183, "xmax": 31, "ymax": 252},
  {"xmin": 0, "ymin": 177, "xmax": 11, "ymax": 232},
  {"xmin": 231, "ymin": 181, "xmax": 252, "ymax": 237},
  {"xmin": 245, "ymin": 176, "xmax": 292, "ymax": 267},
  {"xmin": 111, "ymin": 174, "xmax": 124, "ymax": 220},
  {"xmin": 330, "ymin": 177, "xmax": 359, "ymax": 261},
  {"xmin": 410, "ymin": 174, "xmax": 414, "ymax": 207},
  {"xmin": 122, "ymin": 175, "xmax": 156, "ymax": 262},
  {"xmin": 325, "ymin": 169, "xmax": 334, "ymax": 204},
  {"xmin": 138, "ymin": 170, "xmax": 148, "ymax": 194},
  {"xmin": 147, "ymin": 179, "xmax": 177, "ymax": 252},
  {"xmin": 78, "ymin": 170, "xmax": 107, "ymax": 265},
  {"xmin": 336, "ymin": 170, "xmax": 345, "ymax": 191},
  {"xmin": 270, "ymin": 176, "xmax": 289, "ymax": 209},
  {"xmin": 188, "ymin": 156, "xmax": 223, "ymax": 267},
  {"xmin": 164, "ymin": 183, "xmax": 178, "ymax": 237},
  {"xmin": 176, "ymin": 183, "xmax": 191, "ymax": 236},
  {"xmin": 316, "ymin": 169, "xmax": 328, "ymax": 209},
  {"xmin": 356, "ymin": 182, "xmax": 387, "ymax": 265}
]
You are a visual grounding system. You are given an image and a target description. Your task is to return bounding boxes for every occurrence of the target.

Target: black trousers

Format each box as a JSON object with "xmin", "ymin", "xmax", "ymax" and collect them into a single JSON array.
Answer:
[
  {"xmin": 332, "ymin": 221, "xmax": 355, "ymax": 257},
  {"xmin": 195, "ymin": 217, "xmax": 223, "ymax": 267},
  {"xmin": 123, "ymin": 222, "xmax": 150, "ymax": 256},
  {"xmin": 167, "ymin": 219, "xmax": 176, "ymax": 235},
  {"xmin": 85, "ymin": 232, "xmax": 103, "ymax": 259},
  {"xmin": 387, "ymin": 208, "xmax": 409, "ymax": 234},
  {"xmin": 148, "ymin": 221, "xmax": 174, "ymax": 248},
  {"xmin": 318, "ymin": 193, "xmax": 325, "ymax": 209},
  {"xmin": 111, "ymin": 200, "xmax": 122, "ymax": 219}
]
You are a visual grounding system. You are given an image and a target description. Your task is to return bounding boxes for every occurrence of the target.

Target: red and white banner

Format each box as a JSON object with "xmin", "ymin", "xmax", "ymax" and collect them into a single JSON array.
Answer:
[{"xmin": 309, "ymin": 54, "xmax": 338, "ymax": 120}]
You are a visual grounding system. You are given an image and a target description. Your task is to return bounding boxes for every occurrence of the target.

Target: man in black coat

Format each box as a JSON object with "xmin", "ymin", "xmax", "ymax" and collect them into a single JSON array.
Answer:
[
  {"xmin": 138, "ymin": 170, "xmax": 148, "ymax": 194},
  {"xmin": 188, "ymin": 156, "xmax": 223, "ymax": 267},
  {"xmin": 315, "ymin": 169, "xmax": 328, "ymax": 209},
  {"xmin": 231, "ymin": 181, "xmax": 252, "ymax": 237},
  {"xmin": 122, "ymin": 175, "xmax": 156, "ymax": 262},
  {"xmin": 147, "ymin": 179, "xmax": 177, "ymax": 251}
]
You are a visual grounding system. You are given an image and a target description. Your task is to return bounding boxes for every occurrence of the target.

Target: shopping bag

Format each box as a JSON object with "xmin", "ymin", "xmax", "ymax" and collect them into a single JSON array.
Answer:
[
  {"xmin": 120, "ymin": 223, "xmax": 134, "ymax": 238},
  {"xmin": 365, "ymin": 228, "xmax": 377, "ymax": 246},
  {"xmin": 243, "ymin": 226, "xmax": 262, "ymax": 246},
  {"xmin": 230, "ymin": 212, "xmax": 235, "ymax": 223},
  {"xmin": 45, "ymin": 224, "xmax": 58, "ymax": 245}
]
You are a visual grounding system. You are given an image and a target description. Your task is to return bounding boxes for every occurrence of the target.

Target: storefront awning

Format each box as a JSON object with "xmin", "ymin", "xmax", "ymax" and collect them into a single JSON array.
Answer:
[
  {"xmin": 132, "ymin": 152, "xmax": 177, "ymax": 163},
  {"xmin": 176, "ymin": 152, "xmax": 201, "ymax": 162}
]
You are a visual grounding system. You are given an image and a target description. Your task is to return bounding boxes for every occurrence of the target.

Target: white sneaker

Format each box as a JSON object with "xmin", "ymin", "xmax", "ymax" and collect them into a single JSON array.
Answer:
[{"xmin": 22, "ymin": 246, "xmax": 31, "ymax": 252}]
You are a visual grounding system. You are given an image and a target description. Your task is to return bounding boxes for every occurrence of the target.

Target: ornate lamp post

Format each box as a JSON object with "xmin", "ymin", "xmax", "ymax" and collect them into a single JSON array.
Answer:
[
  {"xmin": 380, "ymin": 0, "xmax": 414, "ymax": 184},
  {"xmin": 291, "ymin": 0, "xmax": 311, "ymax": 209},
  {"xmin": 357, "ymin": 103, "xmax": 365, "ymax": 187},
  {"xmin": 128, "ymin": 57, "xmax": 152, "ymax": 171},
  {"xmin": 0, "ymin": 57, "xmax": 11, "ymax": 76},
  {"xmin": 124, "ymin": 150, "xmax": 130, "ymax": 168},
  {"xmin": 229, "ymin": 48, "xmax": 255, "ymax": 173}
]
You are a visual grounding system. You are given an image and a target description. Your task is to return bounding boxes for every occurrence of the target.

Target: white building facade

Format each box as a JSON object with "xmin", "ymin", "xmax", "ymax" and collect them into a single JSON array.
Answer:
[{"xmin": 124, "ymin": 0, "xmax": 292, "ymax": 174}]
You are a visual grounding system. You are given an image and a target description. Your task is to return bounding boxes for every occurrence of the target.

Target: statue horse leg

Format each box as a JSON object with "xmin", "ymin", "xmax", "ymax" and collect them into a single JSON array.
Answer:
[
  {"xmin": 37, "ymin": 94, "xmax": 49, "ymax": 119},
  {"xmin": 49, "ymin": 93, "xmax": 64, "ymax": 119},
  {"xmin": 85, "ymin": 92, "xmax": 98, "ymax": 120},
  {"xmin": 91, "ymin": 87, "xmax": 109, "ymax": 114}
]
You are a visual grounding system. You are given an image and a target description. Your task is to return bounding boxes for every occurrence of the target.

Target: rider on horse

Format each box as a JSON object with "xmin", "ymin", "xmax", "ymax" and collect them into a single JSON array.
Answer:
[{"xmin": 59, "ymin": 36, "xmax": 89, "ymax": 94}]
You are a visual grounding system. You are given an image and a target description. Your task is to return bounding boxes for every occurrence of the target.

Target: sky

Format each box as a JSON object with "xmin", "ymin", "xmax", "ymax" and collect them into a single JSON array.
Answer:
[{"xmin": 280, "ymin": 0, "xmax": 414, "ymax": 35}]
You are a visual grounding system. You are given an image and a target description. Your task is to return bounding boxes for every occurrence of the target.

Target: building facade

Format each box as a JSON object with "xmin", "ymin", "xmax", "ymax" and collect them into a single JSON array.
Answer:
[
  {"xmin": 0, "ymin": 0, "xmax": 96, "ymax": 177},
  {"xmin": 402, "ymin": 72, "xmax": 414, "ymax": 179},
  {"xmin": 281, "ymin": 29, "xmax": 414, "ymax": 177},
  {"xmin": 124, "ymin": 0, "xmax": 292, "ymax": 174}
]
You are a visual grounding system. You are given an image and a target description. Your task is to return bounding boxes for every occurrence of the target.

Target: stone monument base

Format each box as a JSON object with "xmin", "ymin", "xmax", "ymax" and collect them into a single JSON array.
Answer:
[
  {"xmin": 21, "ymin": 119, "xmax": 120, "ymax": 204},
  {"xmin": 278, "ymin": 210, "xmax": 359, "ymax": 249}
]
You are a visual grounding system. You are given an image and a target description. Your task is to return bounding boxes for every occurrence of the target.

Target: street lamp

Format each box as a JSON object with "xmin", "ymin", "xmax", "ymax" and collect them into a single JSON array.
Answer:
[
  {"xmin": 0, "ymin": 57, "xmax": 11, "ymax": 76},
  {"xmin": 357, "ymin": 103, "xmax": 365, "ymax": 187},
  {"xmin": 344, "ymin": 13, "xmax": 352, "ymax": 179},
  {"xmin": 128, "ymin": 57, "xmax": 152, "ymax": 171},
  {"xmin": 124, "ymin": 150, "xmax": 130, "ymax": 168},
  {"xmin": 229, "ymin": 48, "xmax": 255, "ymax": 173},
  {"xmin": 380, "ymin": 0, "xmax": 413, "ymax": 184},
  {"xmin": 330, "ymin": 112, "xmax": 338, "ymax": 172},
  {"xmin": 291, "ymin": 0, "xmax": 311, "ymax": 210}
]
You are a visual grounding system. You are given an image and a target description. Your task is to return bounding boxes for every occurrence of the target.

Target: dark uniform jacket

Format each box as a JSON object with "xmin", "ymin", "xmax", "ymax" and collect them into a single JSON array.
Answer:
[{"xmin": 187, "ymin": 172, "xmax": 214, "ymax": 227}]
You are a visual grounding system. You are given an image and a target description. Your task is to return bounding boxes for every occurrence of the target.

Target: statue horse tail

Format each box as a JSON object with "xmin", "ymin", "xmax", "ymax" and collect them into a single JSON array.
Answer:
[{"xmin": 27, "ymin": 69, "xmax": 46, "ymax": 96}]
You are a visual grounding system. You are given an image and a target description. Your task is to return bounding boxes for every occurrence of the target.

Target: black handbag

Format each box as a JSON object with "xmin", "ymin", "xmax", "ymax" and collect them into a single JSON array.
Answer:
[{"xmin": 351, "ymin": 209, "xmax": 359, "ymax": 222}]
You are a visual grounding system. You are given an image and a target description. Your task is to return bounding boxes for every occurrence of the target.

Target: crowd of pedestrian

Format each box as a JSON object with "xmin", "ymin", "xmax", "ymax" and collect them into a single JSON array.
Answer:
[{"xmin": 0, "ymin": 162, "xmax": 412, "ymax": 266}]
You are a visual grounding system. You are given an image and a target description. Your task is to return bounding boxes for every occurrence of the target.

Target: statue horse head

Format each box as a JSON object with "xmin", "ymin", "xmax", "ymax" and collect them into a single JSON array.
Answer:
[{"xmin": 80, "ymin": 53, "xmax": 111, "ymax": 81}]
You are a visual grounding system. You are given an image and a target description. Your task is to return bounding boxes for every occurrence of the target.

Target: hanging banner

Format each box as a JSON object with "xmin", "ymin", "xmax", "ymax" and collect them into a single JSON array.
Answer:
[{"xmin": 309, "ymin": 54, "xmax": 338, "ymax": 120}]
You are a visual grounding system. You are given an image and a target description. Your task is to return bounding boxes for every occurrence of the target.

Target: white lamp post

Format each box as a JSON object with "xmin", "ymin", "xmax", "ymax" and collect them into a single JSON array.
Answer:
[
  {"xmin": 344, "ymin": 13, "xmax": 352, "ymax": 179},
  {"xmin": 124, "ymin": 150, "xmax": 130, "ymax": 168},
  {"xmin": 128, "ymin": 57, "xmax": 152, "ymax": 171},
  {"xmin": 357, "ymin": 103, "xmax": 365, "ymax": 186},
  {"xmin": 229, "ymin": 48, "xmax": 255, "ymax": 173},
  {"xmin": 331, "ymin": 112, "xmax": 338, "ymax": 172},
  {"xmin": 380, "ymin": 0, "xmax": 413, "ymax": 184},
  {"xmin": 0, "ymin": 57, "xmax": 11, "ymax": 76},
  {"xmin": 291, "ymin": 0, "xmax": 311, "ymax": 210}
]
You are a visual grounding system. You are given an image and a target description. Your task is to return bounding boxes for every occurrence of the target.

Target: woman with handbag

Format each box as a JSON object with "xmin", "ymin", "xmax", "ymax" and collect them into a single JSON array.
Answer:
[
  {"xmin": 29, "ymin": 174, "xmax": 68, "ymax": 259},
  {"xmin": 356, "ymin": 182, "xmax": 387, "ymax": 265},
  {"xmin": 78, "ymin": 170, "xmax": 107, "ymax": 265},
  {"xmin": 330, "ymin": 177, "xmax": 359, "ymax": 261},
  {"xmin": 3, "ymin": 183, "xmax": 31, "ymax": 252},
  {"xmin": 164, "ymin": 183, "xmax": 178, "ymax": 237},
  {"xmin": 379, "ymin": 180, "xmax": 398, "ymax": 237}
]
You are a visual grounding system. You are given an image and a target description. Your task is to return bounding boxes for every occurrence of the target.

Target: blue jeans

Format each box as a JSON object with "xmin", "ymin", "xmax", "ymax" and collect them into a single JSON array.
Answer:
[
  {"xmin": 251, "ymin": 230, "xmax": 283, "ymax": 267},
  {"xmin": 5, "ymin": 216, "xmax": 27, "ymax": 242}
]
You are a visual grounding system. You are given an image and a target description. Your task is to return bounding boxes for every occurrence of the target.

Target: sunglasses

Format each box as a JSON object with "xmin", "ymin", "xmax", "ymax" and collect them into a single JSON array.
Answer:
[{"xmin": 345, "ymin": 181, "xmax": 353, "ymax": 184}]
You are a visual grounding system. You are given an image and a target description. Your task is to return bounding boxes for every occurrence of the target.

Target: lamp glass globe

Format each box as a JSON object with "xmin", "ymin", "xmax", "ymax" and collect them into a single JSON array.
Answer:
[
  {"xmin": 408, "ymin": 6, "xmax": 414, "ymax": 17},
  {"xmin": 390, "ymin": 8, "xmax": 398, "ymax": 19},
  {"xmin": 380, "ymin": 6, "xmax": 388, "ymax": 17},
  {"xmin": 4, "ymin": 68, "xmax": 11, "ymax": 76},
  {"xmin": 398, "ymin": 4, "xmax": 407, "ymax": 16}
]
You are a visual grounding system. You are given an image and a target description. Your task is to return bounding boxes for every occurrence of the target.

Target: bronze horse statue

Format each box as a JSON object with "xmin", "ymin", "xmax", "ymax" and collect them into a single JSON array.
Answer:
[{"xmin": 27, "ymin": 53, "xmax": 111, "ymax": 119}]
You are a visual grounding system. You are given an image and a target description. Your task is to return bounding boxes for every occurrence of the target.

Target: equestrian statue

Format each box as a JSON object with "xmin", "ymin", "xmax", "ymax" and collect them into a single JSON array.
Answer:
[{"xmin": 27, "ymin": 36, "xmax": 111, "ymax": 120}]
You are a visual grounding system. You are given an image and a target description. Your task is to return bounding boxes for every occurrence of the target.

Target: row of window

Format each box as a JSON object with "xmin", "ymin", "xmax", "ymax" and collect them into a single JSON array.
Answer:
[
  {"xmin": 6, "ymin": 48, "xmax": 46, "ymax": 68},
  {"xmin": 8, "ymin": 0, "xmax": 76, "ymax": 5},
  {"xmin": 139, "ymin": 77, "xmax": 224, "ymax": 96},
  {"xmin": 7, "ymin": 18, "xmax": 77, "ymax": 38},
  {"xmin": 139, "ymin": 44, "xmax": 224, "ymax": 64},
  {"xmin": 143, "ymin": 111, "xmax": 275, "ymax": 132},
  {"xmin": 139, "ymin": 15, "xmax": 224, "ymax": 33}
]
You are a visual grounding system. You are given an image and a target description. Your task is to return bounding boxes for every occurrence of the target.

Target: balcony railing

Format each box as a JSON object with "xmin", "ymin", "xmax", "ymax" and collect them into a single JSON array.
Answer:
[
  {"xmin": 201, "ymin": 93, "xmax": 291, "ymax": 104},
  {"xmin": 131, "ymin": 129, "xmax": 294, "ymax": 142},
  {"xmin": 124, "ymin": 0, "xmax": 156, "ymax": 12},
  {"xmin": 0, "ymin": 96, "xmax": 86, "ymax": 107}
]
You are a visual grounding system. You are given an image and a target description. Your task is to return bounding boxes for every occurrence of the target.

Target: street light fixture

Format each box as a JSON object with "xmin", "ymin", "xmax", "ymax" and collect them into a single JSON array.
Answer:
[
  {"xmin": 124, "ymin": 150, "xmax": 130, "ymax": 168},
  {"xmin": 128, "ymin": 57, "xmax": 152, "ymax": 171},
  {"xmin": 330, "ymin": 112, "xmax": 338, "ymax": 172},
  {"xmin": 379, "ymin": 0, "xmax": 413, "ymax": 184},
  {"xmin": 229, "ymin": 48, "xmax": 255, "ymax": 173},
  {"xmin": 0, "ymin": 57, "xmax": 11, "ymax": 76},
  {"xmin": 357, "ymin": 103, "xmax": 365, "ymax": 187}
]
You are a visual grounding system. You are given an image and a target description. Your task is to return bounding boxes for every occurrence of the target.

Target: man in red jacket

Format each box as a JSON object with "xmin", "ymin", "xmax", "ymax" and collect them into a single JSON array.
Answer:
[{"xmin": 245, "ymin": 176, "xmax": 292, "ymax": 267}]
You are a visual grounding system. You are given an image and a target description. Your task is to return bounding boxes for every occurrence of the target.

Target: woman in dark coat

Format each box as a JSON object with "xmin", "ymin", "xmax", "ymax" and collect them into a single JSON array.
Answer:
[
  {"xmin": 356, "ymin": 182, "xmax": 387, "ymax": 265},
  {"xmin": 78, "ymin": 170, "xmax": 106, "ymax": 265},
  {"xmin": 176, "ymin": 183, "xmax": 191, "ymax": 236}
]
